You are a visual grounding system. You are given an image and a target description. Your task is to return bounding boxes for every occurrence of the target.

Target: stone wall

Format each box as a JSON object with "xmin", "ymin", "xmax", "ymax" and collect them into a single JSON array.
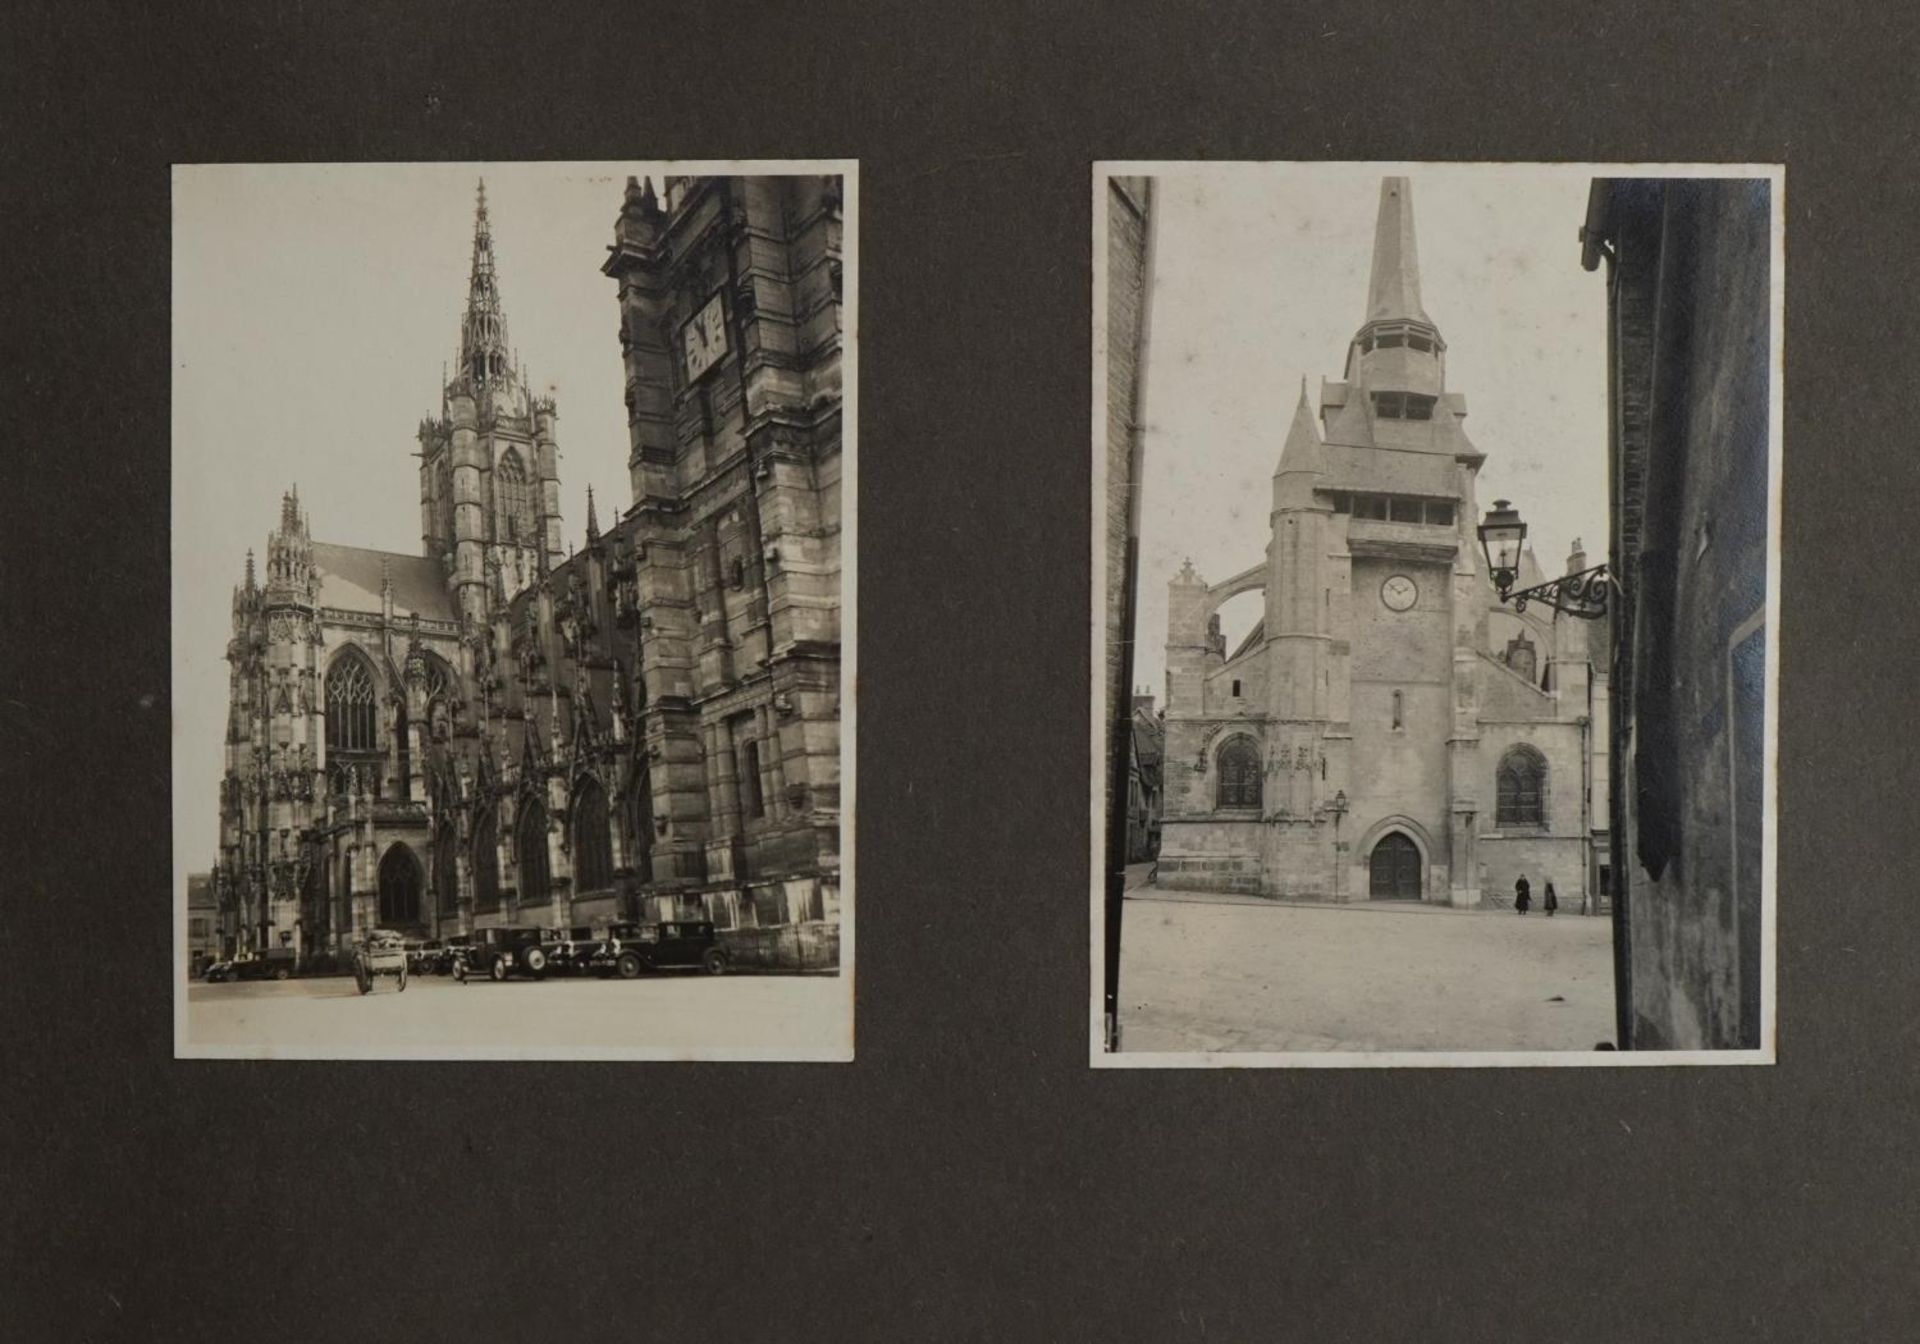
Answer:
[{"xmin": 1602, "ymin": 178, "xmax": 1771, "ymax": 1050}]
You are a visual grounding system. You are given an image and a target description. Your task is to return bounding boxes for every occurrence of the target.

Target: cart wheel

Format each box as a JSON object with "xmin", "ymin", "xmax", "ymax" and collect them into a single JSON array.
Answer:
[
  {"xmin": 490, "ymin": 959, "xmax": 508, "ymax": 982},
  {"xmin": 355, "ymin": 965, "xmax": 372, "ymax": 995},
  {"xmin": 397, "ymin": 964, "xmax": 408, "ymax": 992},
  {"xmin": 702, "ymin": 948, "xmax": 729, "ymax": 976},
  {"xmin": 616, "ymin": 951, "xmax": 643, "ymax": 980}
]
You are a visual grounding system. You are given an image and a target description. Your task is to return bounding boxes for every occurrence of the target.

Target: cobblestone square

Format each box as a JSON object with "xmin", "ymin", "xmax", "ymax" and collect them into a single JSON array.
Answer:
[{"xmin": 1117, "ymin": 886, "xmax": 1613, "ymax": 1054}]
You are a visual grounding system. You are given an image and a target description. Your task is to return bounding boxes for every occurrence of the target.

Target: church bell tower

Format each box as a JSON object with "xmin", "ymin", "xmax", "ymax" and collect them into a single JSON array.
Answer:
[{"xmin": 418, "ymin": 179, "xmax": 564, "ymax": 630}]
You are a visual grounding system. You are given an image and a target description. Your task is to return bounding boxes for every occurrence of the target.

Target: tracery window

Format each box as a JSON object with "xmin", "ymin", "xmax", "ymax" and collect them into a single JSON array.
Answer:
[
  {"xmin": 1496, "ymin": 746, "xmax": 1546, "ymax": 827},
  {"xmin": 496, "ymin": 448, "xmax": 536, "ymax": 544},
  {"xmin": 572, "ymin": 777, "xmax": 614, "ymax": 894},
  {"xmin": 518, "ymin": 798, "xmax": 551, "ymax": 905},
  {"xmin": 325, "ymin": 654, "xmax": 377, "ymax": 754},
  {"xmin": 1216, "ymin": 737, "xmax": 1262, "ymax": 809},
  {"xmin": 471, "ymin": 810, "xmax": 500, "ymax": 913}
]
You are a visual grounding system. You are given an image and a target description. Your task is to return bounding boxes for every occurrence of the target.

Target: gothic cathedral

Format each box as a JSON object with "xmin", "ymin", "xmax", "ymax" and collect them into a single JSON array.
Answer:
[
  {"xmin": 1157, "ymin": 178, "xmax": 1608, "ymax": 908},
  {"xmin": 214, "ymin": 176, "xmax": 845, "ymax": 966}
]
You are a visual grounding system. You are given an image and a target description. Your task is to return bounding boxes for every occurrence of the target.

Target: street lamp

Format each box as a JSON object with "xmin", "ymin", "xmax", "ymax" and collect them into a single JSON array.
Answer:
[{"xmin": 1477, "ymin": 498, "xmax": 1613, "ymax": 620}]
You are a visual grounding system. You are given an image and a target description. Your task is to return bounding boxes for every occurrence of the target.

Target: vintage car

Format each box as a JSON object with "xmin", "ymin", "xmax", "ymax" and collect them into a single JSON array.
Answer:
[
  {"xmin": 590, "ymin": 920, "xmax": 730, "ymax": 978},
  {"xmin": 352, "ymin": 929, "xmax": 409, "ymax": 994},
  {"xmin": 408, "ymin": 940, "xmax": 445, "ymax": 975},
  {"xmin": 545, "ymin": 925, "xmax": 601, "ymax": 976},
  {"xmin": 234, "ymin": 948, "xmax": 298, "ymax": 982},
  {"xmin": 202, "ymin": 959, "xmax": 236, "ymax": 983},
  {"xmin": 452, "ymin": 926, "xmax": 550, "ymax": 982}
]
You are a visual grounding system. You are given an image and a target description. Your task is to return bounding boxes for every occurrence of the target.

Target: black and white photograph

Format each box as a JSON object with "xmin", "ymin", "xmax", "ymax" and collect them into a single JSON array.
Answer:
[
  {"xmin": 173, "ymin": 162, "xmax": 855, "ymax": 1060},
  {"xmin": 1095, "ymin": 162, "xmax": 1781, "ymax": 1065}
]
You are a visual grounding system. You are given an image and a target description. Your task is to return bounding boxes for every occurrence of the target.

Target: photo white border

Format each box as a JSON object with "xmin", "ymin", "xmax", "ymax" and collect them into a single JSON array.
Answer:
[
  {"xmin": 172, "ymin": 158, "xmax": 858, "ymax": 1062},
  {"xmin": 1089, "ymin": 160, "xmax": 1784, "ymax": 1069}
]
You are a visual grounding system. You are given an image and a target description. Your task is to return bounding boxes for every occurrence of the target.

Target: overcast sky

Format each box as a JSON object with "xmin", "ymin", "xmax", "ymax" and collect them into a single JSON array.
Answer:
[
  {"xmin": 172, "ymin": 162, "xmax": 660, "ymax": 894},
  {"xmin": 1125, "ymin": 163, "xmax": 1612, "ymax": 701}
]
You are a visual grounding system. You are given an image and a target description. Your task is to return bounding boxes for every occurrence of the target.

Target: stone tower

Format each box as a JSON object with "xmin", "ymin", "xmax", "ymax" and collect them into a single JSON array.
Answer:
[
  {"xmin": 418, "ymin": 179, "xmax": 564, "ymax": 629},
  {"xmin": 219, "ymin": 488, "xmax": 327, "ymax": 955}
]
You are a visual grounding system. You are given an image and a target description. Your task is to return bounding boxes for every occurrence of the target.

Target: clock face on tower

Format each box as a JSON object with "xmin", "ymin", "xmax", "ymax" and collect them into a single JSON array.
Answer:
[
  {"xmin": 681, "ymin": 292, "xmax": 729, "ymax": 384},
  {"xmin": 1381, "ymin": 574, "xmax": 1418, "ymax": 612}
]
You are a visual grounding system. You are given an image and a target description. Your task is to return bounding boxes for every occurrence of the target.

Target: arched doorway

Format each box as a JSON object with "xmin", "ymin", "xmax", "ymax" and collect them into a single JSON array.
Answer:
[
  {"xmin": 1368, "ymin": 832, "xmax": 1423, "ymax": 900},
  {"xmin": 378, "ymin": 843, "xmax": 425, "ymax": 931}
]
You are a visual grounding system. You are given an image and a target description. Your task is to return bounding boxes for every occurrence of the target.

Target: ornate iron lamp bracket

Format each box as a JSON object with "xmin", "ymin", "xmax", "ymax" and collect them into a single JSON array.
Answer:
[{"xmin": 1501, "ymin": 564, "xmax": 1613, "ymax": 620}]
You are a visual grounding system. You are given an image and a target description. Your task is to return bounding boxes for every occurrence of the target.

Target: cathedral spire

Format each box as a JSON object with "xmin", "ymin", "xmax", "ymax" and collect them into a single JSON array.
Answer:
[
  {"xmin": 584, "ymin": 485, "xmax": 599, "ymax": 542},
  {"xmin": 1364, "ymin": 177, "xmax": 1432, "ymax": 327},
  {"xmin": 461, "ymin": 177, "xmax": 510, "ymax": 382}
]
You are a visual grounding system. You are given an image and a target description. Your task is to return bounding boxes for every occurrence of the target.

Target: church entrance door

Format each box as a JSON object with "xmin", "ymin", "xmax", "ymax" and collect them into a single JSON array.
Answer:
[
  {"xmin": 378, "ymin": 843, "xmax": 426, "ymax": 933},
  {"xmin": 1368, "ymin": 833, "xmax": 1422, "ymax": 900}
]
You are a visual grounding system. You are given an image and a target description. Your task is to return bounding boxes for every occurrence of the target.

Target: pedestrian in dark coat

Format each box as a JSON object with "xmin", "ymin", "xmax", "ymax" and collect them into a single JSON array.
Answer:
[
  {"xmin": 1514, "ymin": 875, "xmax": 1532, "ymax": 914},
  {"xmin": 1544, "ymin": 881, "xmax": 1559, "ymax": 916}
]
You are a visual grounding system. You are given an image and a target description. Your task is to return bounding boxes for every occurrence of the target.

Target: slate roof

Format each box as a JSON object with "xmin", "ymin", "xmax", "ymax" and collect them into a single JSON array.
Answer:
[{"xmin": 311, "ymin": 542, "xmax": 456, "ymax": 623}]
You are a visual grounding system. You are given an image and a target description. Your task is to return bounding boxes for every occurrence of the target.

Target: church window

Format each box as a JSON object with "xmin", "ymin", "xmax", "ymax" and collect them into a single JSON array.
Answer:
[
  {"xmin": 1424, "ymin": 500, "xmax": 1455, "ymax": 527},
  {"xmin": 1496, "ymin": 746, "xmax": 1547, "ymax": 827},
  {"xmin": 1231, "ymin": 679, "xmax": 1242, "ymax": 698},
  {"xmin": 741, "ymin": 740, "xmax": 765, "ymax": 819},
  {"xmin": 471, "ymin": 811, "xmax": 500, "ymax": 912},
  {"xmin": 325, "ymin": 654, "xmax": 377, "ymax": 754},
  {"xmin": 1372, "ymin": 391, "xmax": 1405, "ymax": 418},
  {"xmin": 1408, "ymin": 334, "xmax": 1434, "ymax": 353},
  {"xmin": 496, "ymin": 449, "xmax": 536, "ymax": 544},
  {"xmin": 572, "ymin": 777, "xmax": 614, "ymax": 894},
  {"xmin": 1375, "ymin": 332, "xmax": 1405, "ymax": 350},
  {"xmin": 1404, "ymin": 394, "xmax": 1436, "ymax": 420},
  {"xmin": 1215, "ymin": 737, "xmax": 1262, "ymax": 809},
  {"xmin": 1506, "ymin": 635, "xmax": 1538, "ymax": 685},
  {"xmin": 1389, "ymin": 497, "xmax": 1424, "ymax": 524},
  {"xmin": 518, "ymin": 799, "xmax": 551, "ymax": 905},
  {"xmin": 433, "ymin": 818, "xmax": 459, "ymax": 921},
  {"xmin": 1331, "ymin": 493, "xmax": 1351, "ymax": 514},
  {"xmin": 1391, "ymin": 690, "xmax": 1403, "ymax": 730}
]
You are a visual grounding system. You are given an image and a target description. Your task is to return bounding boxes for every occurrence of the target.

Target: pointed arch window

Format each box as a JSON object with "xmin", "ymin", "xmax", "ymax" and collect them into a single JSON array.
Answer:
[
  {"xmin": 1216, "ymin": 737, "xmax": 1262, "ymax": 809},
  {"xmin": 624, "ymin": 762, "xmax": 654, "ymax": 884},
  {"xmin": 496, "ymin": 449, "xmax": 536, "ymax": 545},
  {"xmin": 433, "ymin": 817, "xmax": 459, "ymax": 921},
  {"xmin": 471, "ymin": 810, "xmax": 500, "ymax": 913},
  {"xmin": 326, "ymin": 654, "xmax": 377, "ymax": 754},
  {"xmin": 1496, "ymin": 746, "xmax": 1547, "ymax": 828},
  {"xmin": 572, "ymin": 777, "xmax": 614, "ymax": 894},
  {"xmin": 517, "ymin": 798, "xmax": 551, "ymax": 906}
]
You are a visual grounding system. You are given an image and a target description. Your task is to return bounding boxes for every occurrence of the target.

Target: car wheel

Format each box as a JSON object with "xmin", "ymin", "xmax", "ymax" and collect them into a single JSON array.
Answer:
[
  {"xmin": 490, "ymin": 958, "xmax": 508, "ymax": 982},
  {"xmin": 616, "ymin": 951, "xmax": 643, "ymax": 980},
  {"xmin": 453, "ymin": 962, "xmax": 467, "ymax": 983},
  {"xmin": 523, "ymin": 946, "xmax": 548, "ymax": 977},
  {"xmin": 702, "ymin": 949, "xmax": 729, "ymax": 976},
  {"xmin": 274, "ymin": 967, "xmax": 291, "ymax": 981}
]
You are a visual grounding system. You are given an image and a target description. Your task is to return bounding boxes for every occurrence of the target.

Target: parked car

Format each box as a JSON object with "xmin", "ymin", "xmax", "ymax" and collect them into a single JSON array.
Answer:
[
  {"xmin": 203, "ymin": 959, "xmax": 236, "ymax": 983},
  {"xmin": 545, "ymin": 926, "xmax": 601, "ymax": 976},
  {"xmin": 590, "ymin": 921, "xmax": 729, "ymax": 978},
  {"xmin": 235, "ymin": 948, "xmax": 298, "ymax": 982},
  {"xmin": 434, "ymin": 936, "xmax": 471, "ymax": 976},
  {"xmin": 352, "ymin": 929, "xmax": 409, "ymax": 994},
  {"xmin": 453, "ymin": 926, "xmax": 551, "ymax": 982},
  {"xmin": 408, "ymin": 940, "xmax": 444, "ymax": 975}
]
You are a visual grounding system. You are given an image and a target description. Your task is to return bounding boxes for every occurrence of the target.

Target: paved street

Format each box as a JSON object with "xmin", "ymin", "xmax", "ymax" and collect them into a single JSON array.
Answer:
[
  {"xmin": 183, "ymin": 971, "xmax": 851, "ymax": 1060},
  {"xmin": 1118, "ymin": 888, "xmax": 1614, "ymax": 1054}
]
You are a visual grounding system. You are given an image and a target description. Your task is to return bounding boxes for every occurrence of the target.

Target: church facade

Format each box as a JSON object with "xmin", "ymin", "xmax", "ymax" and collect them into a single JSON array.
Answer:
[
  {"xmin": 1157, "ymin": 177, "xmax": 1608, "ymax": 910},
  {"xmin": 213, "ymin": 174, "xmax": 845, "ymax": 968}
]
